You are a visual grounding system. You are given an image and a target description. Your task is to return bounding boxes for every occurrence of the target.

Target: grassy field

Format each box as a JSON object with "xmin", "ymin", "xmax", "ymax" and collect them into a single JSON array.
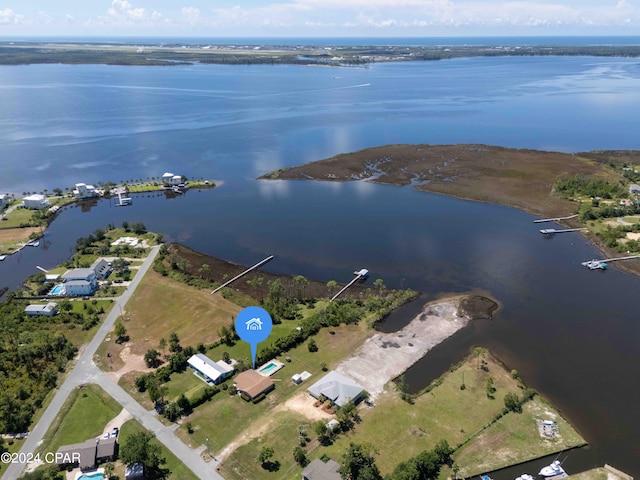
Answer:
[
  {"xmin": 172, "ymin": 320, "xmax": 371, "ymax": 454},
  {"xmin": 114, "ymin": 270, "xmax": 243, "ymax": 356},
  {"xmin": 219, "ymin": 349, "xmax": 585, "ymax": 480},
  {"xmin": 219, "ymin": 411, "xmax": 311, "ymax": 480},
  {"xmin": 0, "ymin": 226, "xmax": 41, "ymax": 254},
  {"xmin": 453, "ymin": 395, "xmax": 586, "ymax": 477},
  {"xmin": 38, "ymin": 384, "xmax": 122, "ymax": 454}
]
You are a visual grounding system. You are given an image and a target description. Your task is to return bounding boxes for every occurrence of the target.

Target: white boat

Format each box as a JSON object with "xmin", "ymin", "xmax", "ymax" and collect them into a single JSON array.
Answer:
[
  {"xmin": 515, "ymin": 474, "xmax": 535, "ymax": 480},
  {"xmin": 0, "ymin": 255, "xmax": 6, "ymax": 261},
  {"xmin": 539, "ymin": 460, "xmax": 567, "ymax": 477},
  {"xmin": 581, "ymin": 259, "xmax": 606, "ymax": 270},
  {"xmin": 26, "ymin": 240, "xmax": 40, "ymax": 247}
]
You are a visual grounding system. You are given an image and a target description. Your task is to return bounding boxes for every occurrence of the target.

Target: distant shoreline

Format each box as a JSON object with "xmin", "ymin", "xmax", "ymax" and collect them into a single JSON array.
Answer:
[{"xmin": 2, "ymin": 41, "xmax": 640, "ymax": 66}]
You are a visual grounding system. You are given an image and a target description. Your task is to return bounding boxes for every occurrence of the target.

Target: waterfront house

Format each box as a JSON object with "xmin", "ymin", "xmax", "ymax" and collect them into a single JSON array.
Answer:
[
  {"xmin": 301, "ymin": 458, "xmax": 341, "ymax": 480},
  {"xmin": 91, "ymin": 258, "xmax": 113, "ymax": 280},
  {"xmin": 307, "ymin": 371, "xmax": 365, "ymax": 408},
  {"xmin": 22, "ymin": 194, "xmax": 50, "ymax": 210},
  {"xmin": 162, "ymin": 172, "xmax": 184, "ymax": 187},
  {"xmin": 60, "ymin": 268, "xmax": 98, "ymax": 296},
  {"xmin": 234, "ymin": 370, "xmax": 275, "ymax": 402},
  {"xmin": 187, "ymin": 353, "xmax": 234, "ymax": 384},
  {"xmin": 0, "ymin": 193, "xmax": 10, "ymax": 210},
  {"xmin": 25, "ymin": 302, "xmax": 59, "ymax": 317},
  {"xmin": 73, "ymin": 183, "xmax": 99, "ymax": 199}
]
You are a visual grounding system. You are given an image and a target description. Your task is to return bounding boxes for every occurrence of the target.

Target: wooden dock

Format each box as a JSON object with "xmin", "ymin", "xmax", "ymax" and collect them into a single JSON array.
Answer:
[
  {"xmin": 330, "ymin": 269, "xmax": 368, "ymax": 302},
  {"xmin": 210, "ymin": 255, "xmax": 274, "ymax": 295},
  {"xmin": 599, "ymin": 254, "xmax": 640, "ymax": 263},
  {"xmin": 582, "ymin": 254, "xmax": 640, "ymax": 270},
  {"xmin": 533, "ymin": 214, "xmax": 578, "ymax": 224},
  {"xmin": 540, "ymin": 227, "xmax": 587, "ymax": 236}
]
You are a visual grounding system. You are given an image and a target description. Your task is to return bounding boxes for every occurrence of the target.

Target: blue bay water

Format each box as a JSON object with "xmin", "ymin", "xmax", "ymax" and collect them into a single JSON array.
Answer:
[{"xmin": 2, "ymin": 54, "xmax": 640, "ymax": 475}]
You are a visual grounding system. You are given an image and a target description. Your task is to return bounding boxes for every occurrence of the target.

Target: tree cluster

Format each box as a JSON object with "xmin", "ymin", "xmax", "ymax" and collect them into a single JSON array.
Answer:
[{"xmin": 0, "ymin": 299, "xmax": 77, "ymax": 433}]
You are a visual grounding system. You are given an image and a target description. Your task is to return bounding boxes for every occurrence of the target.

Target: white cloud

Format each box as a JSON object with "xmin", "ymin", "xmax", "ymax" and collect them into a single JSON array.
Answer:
[
  {"xmin": 0, "ymin": 8, "xmax": 25, "ymax": 25},
  {"xmin": 181, "ymin": 6, "xmax": 201, "ymax": 24}
]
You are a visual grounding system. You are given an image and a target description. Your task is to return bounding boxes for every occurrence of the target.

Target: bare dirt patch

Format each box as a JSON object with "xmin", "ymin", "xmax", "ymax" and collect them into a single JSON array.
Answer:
[
  {"xmin": 282, "ymin": 392, "xmax": 333, "ymax": 422},
  {"xmin": 105, "ymin": 345, "xmax": 154, "ymax": 382},
  {"xmin": 336, "ymin": 297, "xmax": 473, "ymax": 399}
]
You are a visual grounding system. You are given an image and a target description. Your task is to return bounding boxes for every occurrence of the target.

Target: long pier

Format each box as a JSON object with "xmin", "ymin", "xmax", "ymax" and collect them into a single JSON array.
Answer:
[
  {"xmin": 330, "ymin": 269, "xmax": 368, "ymax": 302},
  {"xmin": 534, "ymin": 214, "xmax": 578, "ymax": 224},
  {"xmin": 600, "ymin": 254, "xmax": 640, "ymax": 263},
  {"xmin": 582, "ymin": 254, "xmax": 640, "ymax": 270},
  {"xmin": 210, "ymin": 255, "xmax": 274, "ymax": 295},
  {"xmin": 540, "ymin": 227, "xmax": 587, "ymax": 236}
]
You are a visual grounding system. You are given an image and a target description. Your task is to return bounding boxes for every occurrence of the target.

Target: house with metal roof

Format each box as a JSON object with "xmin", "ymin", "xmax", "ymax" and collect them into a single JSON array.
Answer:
[
  {"xmin": 307, "ymin": 371, "xmax": 364, "ymax": 408},
  {"xmin": 187, "ymin": 354, "xmax": 234, "ymax": 384},
  {"xmin": 301, "ymin": 458, "xmax": 341, "ymax": 480},
  {"xmin": 25, "ymin": 302, "xmax": 59, "ymax": 317}
]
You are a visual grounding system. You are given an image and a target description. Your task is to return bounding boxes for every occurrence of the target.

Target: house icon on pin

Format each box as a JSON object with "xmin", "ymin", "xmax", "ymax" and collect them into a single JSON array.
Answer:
[{"xmin": 246, "ymin": 317, "xmax": 263, "ymax": 331}]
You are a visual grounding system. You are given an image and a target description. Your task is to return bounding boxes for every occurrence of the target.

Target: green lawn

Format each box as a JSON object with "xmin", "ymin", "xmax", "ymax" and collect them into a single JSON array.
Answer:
[
  {"xmin": 452, "ymin": 395, "xmax": 586, "ymax": 477},
  {"xmin": 173, "ymin": 321, "xmax": 371, "ymax": 458},
  {"xmin": 219, "ymin": 411, "xmax": 311, "ymax": 480},
  {"xmin": 38, "ymin": 384, "xmax": 122, "ymax": 454}
]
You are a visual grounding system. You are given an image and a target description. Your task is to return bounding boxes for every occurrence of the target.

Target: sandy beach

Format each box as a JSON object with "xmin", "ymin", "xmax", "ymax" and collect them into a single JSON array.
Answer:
[{"xmin": 336, "ymin": 298, "xmax": 470, "ymax": 400}]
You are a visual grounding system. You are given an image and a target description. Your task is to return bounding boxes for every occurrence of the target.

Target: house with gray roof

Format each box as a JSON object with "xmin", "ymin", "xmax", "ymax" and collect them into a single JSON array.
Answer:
[
  {"xmin": 25, "ymin": 302, "xmax": 59, "ymax": 317},
  {"xmin": 307, "ymin": 370, "xmax": 364, "ymax": 407},
  {"xmin": 301, "ymin": 458, "xmax": 341, "ymax": 480}
]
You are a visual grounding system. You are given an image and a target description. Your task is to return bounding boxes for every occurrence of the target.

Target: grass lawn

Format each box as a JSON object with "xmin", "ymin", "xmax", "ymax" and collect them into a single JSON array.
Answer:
[
  {"xmin": 219, "ymin": 411, "xmax": 311, "ymax": 480},
  {"xmin": 121, "ymin": 270, "xmax": 243, "ymax": 356},
  {"xmin": 114, "ymin": 419, "xmax": 199, "ymax": 480},
  {"xmin": 302, "ymin": 349, "xmax": 585, "ymax": 477},
  {"xmin": 38, "ymin": 384, "xmax": 122, "ymax": 454},
  {"xmin": 0, "ymin": 226, "xmax": 41, "ymax": 254},
  {"xmin": 0, "ymin": 207, "xmax": 37, "ymax": 228},
  {"xmin": 452, "ymin": 395, "xmax": 586, "ymax": 477},
  {"xmin": 174, "ymin": 321, "xmax": 372, "ymax": 457}
]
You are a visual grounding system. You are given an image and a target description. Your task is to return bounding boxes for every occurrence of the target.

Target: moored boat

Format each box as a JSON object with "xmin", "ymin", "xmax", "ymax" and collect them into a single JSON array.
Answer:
[{"xmin": 539, "ymin": 460, "xmax": 567, "ymax": 477}]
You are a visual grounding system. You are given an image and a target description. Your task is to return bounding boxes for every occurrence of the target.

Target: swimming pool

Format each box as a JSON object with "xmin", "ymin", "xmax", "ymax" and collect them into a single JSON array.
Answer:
[
  {"xmin": 257, "ymin": 360, "xmax": 285, "ymax": 376},
  {"xmin": 50, "ymin": 284, "xmax": 64, "ymax": 295},
  {"xmin": 76, "ymin": 470, "xmax": 104, "ymax": 480}
]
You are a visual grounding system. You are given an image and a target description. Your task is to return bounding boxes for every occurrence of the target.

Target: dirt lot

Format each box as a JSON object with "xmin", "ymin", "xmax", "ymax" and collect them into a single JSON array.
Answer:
[{"xmin": 336, "ymin": 297, "xmax": 472, "ymax": 399}]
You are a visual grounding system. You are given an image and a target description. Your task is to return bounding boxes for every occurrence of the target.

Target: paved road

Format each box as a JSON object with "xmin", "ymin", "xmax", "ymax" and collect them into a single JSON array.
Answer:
[{"xmin": 1, "ymin": 246, "xmax": 224, "ymax": 480}]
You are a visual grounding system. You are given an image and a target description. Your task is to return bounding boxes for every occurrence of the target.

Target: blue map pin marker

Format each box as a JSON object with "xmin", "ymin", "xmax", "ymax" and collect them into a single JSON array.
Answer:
[{"xmin": 234, "ymin": 306, "xmax": 273, "ymax": 369}]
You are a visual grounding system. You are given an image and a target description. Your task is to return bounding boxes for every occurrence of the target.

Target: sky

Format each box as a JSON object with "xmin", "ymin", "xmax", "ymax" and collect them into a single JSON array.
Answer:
[{"xmin": 0, "ymin": 0, "xmax": 639, "ymax": 37}]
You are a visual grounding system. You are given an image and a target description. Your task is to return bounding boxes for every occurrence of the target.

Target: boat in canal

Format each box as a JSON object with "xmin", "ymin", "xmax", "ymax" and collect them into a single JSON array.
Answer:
[
  {"xmin": 515, "ymin": 474, "xmax": 535, "ymax": 480},
  {"xmin": 0, "ymin": 255, "xmax": 6, "ymax": 261},
  {"xmin": 581, "ymin": 259, "xmax": 607, "ymax": 270},
  {"xmin": 539, "ymin": 460, "xmax": 567, "ymax": 478}
]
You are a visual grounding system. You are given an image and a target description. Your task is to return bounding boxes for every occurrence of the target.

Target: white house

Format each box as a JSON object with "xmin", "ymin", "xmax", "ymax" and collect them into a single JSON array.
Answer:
[
  {"xmin": 73, "ymin": 183, "xmax": 99, "ymax": 199},
  {"xmin": 23, "ymin": 194, "xmax": 50, "ymax": 210},
  {"xmin": 187, "ymin": 354, "xmax": 234, "ymax": 384},
  {"xmin": 61, "ymin": 268, "xmax": 98, "ymax": 296},
  {"xmin": 161, "ymin": 172, "xmax": 183, "ymax": 186},
  {"xmin": 25, "ymin": 302, "xmax": 59, "ymax": 317},
  {"xmin": 0, "ymin": 193, "xmax": 10, "ymax": 210}
]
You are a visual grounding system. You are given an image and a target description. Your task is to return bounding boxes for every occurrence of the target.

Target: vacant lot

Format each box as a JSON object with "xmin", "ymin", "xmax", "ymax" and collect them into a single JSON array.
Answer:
[
  {"xmin": 0, "ymin": 226, "xmax": 40, "ymax": 254},
  {"xmin": 115, "ymin": 270, "xmax": 242, "ymax": 356},
  {"xmin": 38, "ymin": 384, "xmax": 121, "ymax": 454}
]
